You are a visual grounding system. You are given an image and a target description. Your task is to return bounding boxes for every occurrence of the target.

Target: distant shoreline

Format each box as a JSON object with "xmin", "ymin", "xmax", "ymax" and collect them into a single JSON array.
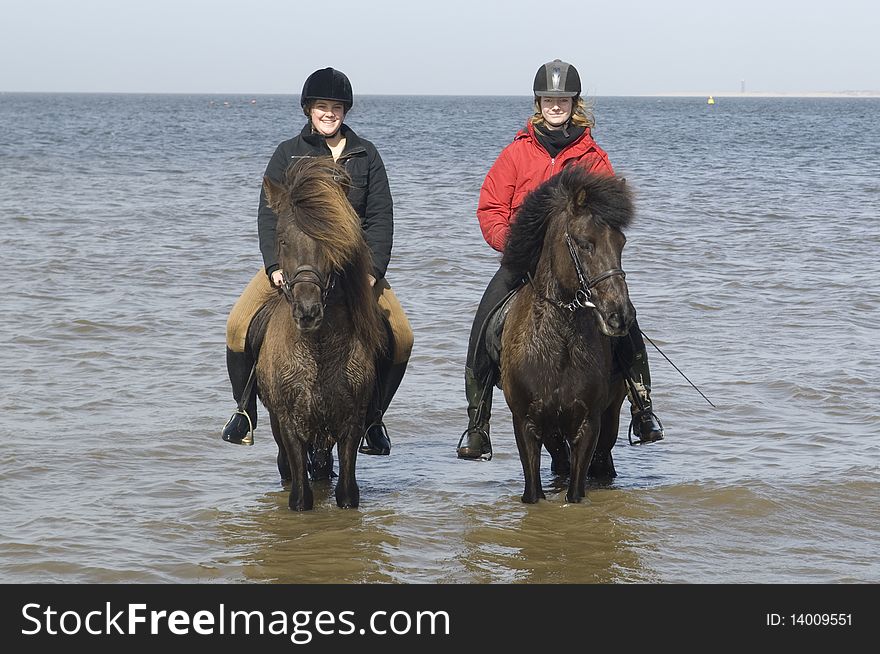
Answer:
[
  {"xmin": 633, "ymin": 91, "xmax": 880, "ymax": 98},
  {"xmin": 2, "ymin": 90, "xmax": 880, "ymax": 98}
]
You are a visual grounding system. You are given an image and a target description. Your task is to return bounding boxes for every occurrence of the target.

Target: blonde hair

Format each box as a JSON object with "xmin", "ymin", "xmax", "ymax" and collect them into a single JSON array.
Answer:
[{"xmin": 529, "ymin": 96, "xmax": 595, "ymax": 129}]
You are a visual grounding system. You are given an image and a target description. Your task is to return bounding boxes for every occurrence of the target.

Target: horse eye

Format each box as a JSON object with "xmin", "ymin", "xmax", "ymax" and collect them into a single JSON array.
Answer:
[{"xmin": 279, "ymin": 238, "xmax": 287, "ymax": 247}]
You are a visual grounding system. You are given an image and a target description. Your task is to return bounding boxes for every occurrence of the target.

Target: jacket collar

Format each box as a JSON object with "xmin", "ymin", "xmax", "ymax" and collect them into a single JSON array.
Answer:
[
  {"xmin": 516, "ymin": 121, "xmax": 593, "ymax": 157},
  {"xmin": 299, "ymin": 122, "xmax": 365, "ymax": 156}
]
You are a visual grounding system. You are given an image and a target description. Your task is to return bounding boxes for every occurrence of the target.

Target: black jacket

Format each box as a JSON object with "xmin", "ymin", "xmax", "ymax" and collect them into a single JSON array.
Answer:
[{"xmin": 257, "ymin": 123, "xmax": 394, "ymax": 280}]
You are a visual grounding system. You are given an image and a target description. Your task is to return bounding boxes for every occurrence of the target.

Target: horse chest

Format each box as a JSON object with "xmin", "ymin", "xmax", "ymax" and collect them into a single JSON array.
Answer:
[
  {"xmin": 258, "ymin": 337, "xmax": 372, "ymax": 418},
  {"xmin": 505, "ymin": 317, "xmax": 612, "ymax": 413}
]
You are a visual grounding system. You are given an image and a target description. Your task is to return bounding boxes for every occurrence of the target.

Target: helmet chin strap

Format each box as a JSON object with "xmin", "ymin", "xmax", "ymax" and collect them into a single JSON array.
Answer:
[
  {"xmin": 309, "ymin": 123, "xmax": 342, "ymax": 140},
  {"xmin": 543, "ymin": 117, "xmax": 572, "ymax": 137}
]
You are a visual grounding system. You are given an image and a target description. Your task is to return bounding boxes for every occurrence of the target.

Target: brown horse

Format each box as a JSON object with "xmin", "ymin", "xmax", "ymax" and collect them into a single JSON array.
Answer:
[
  {"xmin": 249, "ymin": 158, "xmax": 387, "ymax": 510},
  {"xmin": 500, "ymin": 168, "xmax": 636, "ymax": 504}
]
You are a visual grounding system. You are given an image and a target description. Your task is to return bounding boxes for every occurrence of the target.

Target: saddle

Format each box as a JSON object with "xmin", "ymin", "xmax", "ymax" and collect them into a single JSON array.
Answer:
[
  {"xmin": 479, "ymin": 289, "xmax": 518, "ymax": 390},
  {"xmin": 477, "ymin": 286, "xmax": 630, "ymax": 388}
]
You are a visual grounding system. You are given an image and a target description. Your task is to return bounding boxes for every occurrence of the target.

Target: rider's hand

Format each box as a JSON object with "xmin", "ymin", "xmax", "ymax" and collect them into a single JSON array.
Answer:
[
  {"xmin": 368, "ymin": 274, "xmax": 376, "ymax": 287},
  {"xmin": 271, "ymin": 270, "xmax": 285, "ymax": 287}
]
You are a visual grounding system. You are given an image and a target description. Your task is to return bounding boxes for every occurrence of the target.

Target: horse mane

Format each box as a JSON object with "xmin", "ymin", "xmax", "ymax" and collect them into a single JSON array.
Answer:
[
  {"xmin": 276, "ymin": 157, "xmax": 363, "ymax": 269},
  {"xmin": 501, "ymin": 168, "xmax": 634, "ymax": 278},
  {"xmin": 268, "ymin": 157, "xmax": 385, "ymax": 353}
]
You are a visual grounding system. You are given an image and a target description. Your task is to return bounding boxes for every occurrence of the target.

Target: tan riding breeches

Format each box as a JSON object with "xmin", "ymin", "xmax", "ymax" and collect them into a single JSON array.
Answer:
[
  {"xmin": 372, "ymin": 276, "xmax": 414, "ymax": 365},
  {"xmin": 226, "ymin": 270, "xmax": 414, "ymax": 365},
  {"xmin": 226, "ymin": 271, "xmax": 277, "ymax": 353}
]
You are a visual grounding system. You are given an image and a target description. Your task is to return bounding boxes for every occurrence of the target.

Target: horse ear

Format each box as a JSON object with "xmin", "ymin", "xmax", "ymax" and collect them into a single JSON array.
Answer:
[
  {"xmin": 263, "ymin": 175, "xmax": 284, "ymax": 208},
  {"xmin": 575, "ymin": 187, "xmax": 588, "ymax": 209}
]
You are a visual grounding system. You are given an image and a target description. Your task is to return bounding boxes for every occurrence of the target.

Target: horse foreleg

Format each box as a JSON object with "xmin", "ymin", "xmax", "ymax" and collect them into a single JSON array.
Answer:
[
  {"xmin": 282, "ymin": 424, "xmax": 313, "ymax": 511},
  {"xmin": 567, "ymin": 417, "xmax": 600, "ymax": 503},
  {"xmin": 514, "ymin": 415, "xmax": 544, "ymax": 503},
  {"xmin": 334, "ymin": 424, "xmax": 361, "ymax": 509},
  {"xmin": 270, "ymin": 412, "xmax": 291, "ymax": 484}
]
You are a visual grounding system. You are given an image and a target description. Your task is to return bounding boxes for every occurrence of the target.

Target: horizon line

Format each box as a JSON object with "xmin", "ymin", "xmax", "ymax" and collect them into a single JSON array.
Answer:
[{"xmin": 3, "ymin": 90, "xmax": 880, "ymax": 98}]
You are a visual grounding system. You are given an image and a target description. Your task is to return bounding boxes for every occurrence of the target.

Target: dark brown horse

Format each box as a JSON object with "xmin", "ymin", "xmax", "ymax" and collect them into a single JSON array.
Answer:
[
  {"xmin": 500, "ymin": 168, "xmax": 635, "ymax": 504},
  {"xmin": 250, "ymin": 158, "xmax": 387, "ymax": 511}
]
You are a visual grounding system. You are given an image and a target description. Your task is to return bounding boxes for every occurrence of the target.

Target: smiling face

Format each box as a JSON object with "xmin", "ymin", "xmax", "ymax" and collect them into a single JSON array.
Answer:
[
  {"xmin": 309, "ymin": 99, "xmax": 346, "ymax": 137},
  {"xmin": 539, "ymin": 96, "xmax": 573, "ymax": 129}
]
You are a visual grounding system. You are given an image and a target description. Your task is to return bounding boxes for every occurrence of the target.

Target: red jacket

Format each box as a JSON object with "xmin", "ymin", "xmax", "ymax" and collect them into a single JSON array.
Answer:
[{"xmin": 477, "ymin": 122, "xmax": 614, "ymax": 251}]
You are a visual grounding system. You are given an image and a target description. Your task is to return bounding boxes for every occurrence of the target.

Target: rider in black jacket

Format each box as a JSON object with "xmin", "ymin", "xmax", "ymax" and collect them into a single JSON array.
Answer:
[
  {"xmin": 221, "ymin": 68, "xmax": 413, "ymax": 456},
  {"xmin": 258, "ymin": 122, "xmax": 394, "ymax": 282}
]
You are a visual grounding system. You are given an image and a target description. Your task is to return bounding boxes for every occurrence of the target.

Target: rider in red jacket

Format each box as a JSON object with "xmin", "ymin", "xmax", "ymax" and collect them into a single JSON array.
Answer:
[
  {"xmin": 477, "ymin": 121, "xmax": 614, "ymax": 252},
  {"xmin": 456, "ymin": 59, "xmax": 665, "ymax": 460}
]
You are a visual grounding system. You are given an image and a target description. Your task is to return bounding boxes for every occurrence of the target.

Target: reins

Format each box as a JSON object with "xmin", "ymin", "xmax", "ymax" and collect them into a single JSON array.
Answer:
[
  {"xmin": 530, "ymin": 231, "xmax": 717, "ymax": 409},
  {"xmin": 639, "ymin": 328, "xmax": 717, "ymax": 408}
]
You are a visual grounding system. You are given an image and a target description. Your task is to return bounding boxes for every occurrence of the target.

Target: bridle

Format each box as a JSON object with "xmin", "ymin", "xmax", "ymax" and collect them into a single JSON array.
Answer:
[
  {"xmin": 554, "ymin": 232, "xmax": 626, "ymax": 312},
  {"xmin": 280, "ymin": 265, "xmax": 336, "ymax": 307}
]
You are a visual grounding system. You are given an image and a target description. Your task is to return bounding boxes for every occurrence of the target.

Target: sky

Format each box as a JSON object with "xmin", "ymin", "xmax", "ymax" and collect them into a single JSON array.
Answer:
[{"xmin": 1, "ymin": 0, "xmax": 878, "ymax": 95}]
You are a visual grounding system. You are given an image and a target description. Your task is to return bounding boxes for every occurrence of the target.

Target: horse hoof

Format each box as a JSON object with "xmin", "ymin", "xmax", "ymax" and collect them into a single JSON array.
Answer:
[
  {"xmin": 335, "ymin": 495, "xmax": 360, "ymax": 509},
  {"xmin": 288, "ymin": 493, "xmax": 314, "ymax": 511},
  {"xmin": 288, "ymin": 503, "xmax": 313, "ymax": 512},
  {"xmin": 521, "ymin": 490, "xmax": 545, "ymax": 504}
]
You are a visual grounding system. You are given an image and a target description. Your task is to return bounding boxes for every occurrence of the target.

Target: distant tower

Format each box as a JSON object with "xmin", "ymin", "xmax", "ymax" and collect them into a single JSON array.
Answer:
[{"xmin": 741, "ymin": 79, "xmax": 745, "ymax": 93}]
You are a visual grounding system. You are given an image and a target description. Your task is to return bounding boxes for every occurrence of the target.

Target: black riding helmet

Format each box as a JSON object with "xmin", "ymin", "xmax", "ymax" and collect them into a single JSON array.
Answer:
[
  {"xmin": 533, "ymin": 59, "xmax": 581, "ymax": 98},
  {"xmin": 301, "ymin": 67, "xmax": 353, "ymax": 112}
]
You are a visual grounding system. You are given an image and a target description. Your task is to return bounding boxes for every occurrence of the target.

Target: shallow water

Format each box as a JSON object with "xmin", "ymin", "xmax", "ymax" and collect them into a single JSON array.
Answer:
[{"xmin": 0, "ymin": 93, "xmax": 878, "ymax": 583}]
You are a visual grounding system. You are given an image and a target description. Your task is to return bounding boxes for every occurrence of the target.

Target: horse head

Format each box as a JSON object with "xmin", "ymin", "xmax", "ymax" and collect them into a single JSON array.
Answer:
[
  {"xmin": 262, "ymin": 158, "xmax": 364, "ymax": 333},
  {"xmin": 550, "ymin": 173, "xmax": 635, "ymax": 337},
  {"xmin": 504, "ymin": 168, "xmax": 636, "ymax": 337}
]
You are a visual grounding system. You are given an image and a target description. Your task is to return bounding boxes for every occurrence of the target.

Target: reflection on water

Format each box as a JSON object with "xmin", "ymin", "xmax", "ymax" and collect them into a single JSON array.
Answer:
[
  {"xmin": 228, "ymin": 487, "xmax": 398, "ymax": 584},
  {"xmin": 220, "ymin": 480, "xmax": 659, "ymax": 584},
  {"xmin": 453, "ymin": 492, "xmax": 655, "ymax": 584}
]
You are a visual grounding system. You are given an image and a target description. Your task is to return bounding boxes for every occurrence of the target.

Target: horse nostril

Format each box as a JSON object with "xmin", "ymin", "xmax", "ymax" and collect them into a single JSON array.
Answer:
[
  {"xmin": 607, "ymin": 313, "xmax": 623, "ymax": 330},
  {"xmin": 305, "ymin": 303, "xmax": 321, "ymax": 320},
  {"xmin": 294, "ymin": 302, "xmax": 322, "ymax": 324}
]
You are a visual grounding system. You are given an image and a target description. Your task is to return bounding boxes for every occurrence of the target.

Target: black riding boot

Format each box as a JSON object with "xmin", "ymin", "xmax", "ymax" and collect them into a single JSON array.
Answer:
[
  {"xmin": 359, "ymin": 357, "xmax": 405, "ymax": 456},
  {"xmin": 456, "ymin": 366, "xmax": 494, "ymax": 460},
  {"xmin": 456, "ymin": 266, "xmax": 521, "ymax": 461},
  {"xmin": 624, "ymin": 336, "xmax": 664, "ymax": 444},
  {"xmin": 360, "ymin": 388, "xmax": 391, "ymax": 456},
  {"xmin": 221, "ymin": 347, "xmax": 257, "ymax": 446}
]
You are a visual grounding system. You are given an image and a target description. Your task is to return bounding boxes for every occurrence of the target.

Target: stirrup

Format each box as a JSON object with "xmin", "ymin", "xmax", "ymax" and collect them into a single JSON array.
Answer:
[
  {"xmin": 628, "ymin": 408, "xmax": 664, "ymax": 446},
  {"xmin": 221, "ymin": 408, "xmax": 254, "ymax": 446},
  {"xmin": 456, "ymin": 426, "xmax": 492, "ymax": 461},
  {"xmin": 359, "ymin": 420, "xmax": 391, "ymax": 456}
]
